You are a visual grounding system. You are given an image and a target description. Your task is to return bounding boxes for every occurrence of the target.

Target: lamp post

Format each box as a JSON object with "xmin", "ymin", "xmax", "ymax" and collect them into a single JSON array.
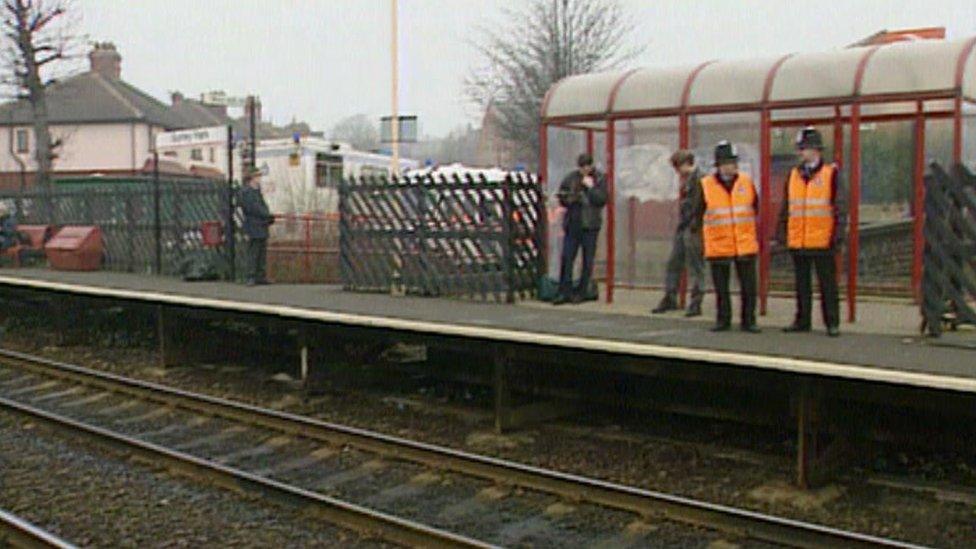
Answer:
[{"xmin": 390, "ymin": 0, "xmax": 399, "ymax": 175}]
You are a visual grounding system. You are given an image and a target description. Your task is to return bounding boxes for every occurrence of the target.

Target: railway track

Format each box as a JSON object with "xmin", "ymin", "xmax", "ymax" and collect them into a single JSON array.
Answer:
[
  {"xmin": 0, "ymin": 508, "xmax": 76, "ymax": 549},
  {"xmin": 0, "ymin": 348, "xmax": 925, "ymax": 548}
]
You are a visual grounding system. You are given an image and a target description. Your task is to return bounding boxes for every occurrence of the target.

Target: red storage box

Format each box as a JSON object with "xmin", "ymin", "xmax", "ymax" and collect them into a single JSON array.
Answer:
[{"xmin": 45, "ymin": 226, "xmax": 103, "ymax": 271}]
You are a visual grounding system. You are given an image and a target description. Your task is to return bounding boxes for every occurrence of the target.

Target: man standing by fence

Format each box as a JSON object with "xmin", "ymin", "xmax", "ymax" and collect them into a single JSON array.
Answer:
[
  {"xmin": 240, "ymin": 167, "xmax": 274, "ymax": 286},
  {"xmin": 554, "ymin": 153, "xmax": 607, "ymax": 305},
  {"xmin": 652, "ymin": 150, "xmax": 705, "ymax": 317},
  {"xmin": 777, "ymin": 127, "xmax": 846, "ymax": 337}
]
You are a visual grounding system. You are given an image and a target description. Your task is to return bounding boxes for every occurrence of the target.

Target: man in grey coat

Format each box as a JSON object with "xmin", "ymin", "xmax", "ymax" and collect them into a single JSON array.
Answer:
[
  {"xmin": 652, "ymin": 150, "xmax": 706, "ymax": 317},
  {"xmin": 554, "ymin": 153, "xmax": 608, "ymax": 305},
  {"xmin": 239, "ymin": 167, "xmax": 274, "ymax": 285}
]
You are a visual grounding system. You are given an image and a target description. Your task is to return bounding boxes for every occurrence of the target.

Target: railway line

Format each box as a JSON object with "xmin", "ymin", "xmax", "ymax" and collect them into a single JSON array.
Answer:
[
  {"xmin": 0, "ymin": 508, "xmax": 76, "ymax": 549},
  {"xmin": 0, "ymin": 348, "xmax": 926, "ymax": 548}
]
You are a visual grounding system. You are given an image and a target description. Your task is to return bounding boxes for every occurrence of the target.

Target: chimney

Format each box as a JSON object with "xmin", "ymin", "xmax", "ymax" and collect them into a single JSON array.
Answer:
[
  {"xmin": 171, "ymin": 91, "xmax": 184, "ymax": 106},
  {"xmin": 89, "ymin": 42, "xmax": 121, "ymax": 79}
]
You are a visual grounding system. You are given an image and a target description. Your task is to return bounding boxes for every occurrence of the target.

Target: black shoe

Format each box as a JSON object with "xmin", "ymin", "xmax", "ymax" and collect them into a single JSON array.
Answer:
[
  {"xmin": 782, "ymin": 323, "xmax": 811, "ymax": 333},
  {"xmin": 710, "ymin": 323, "xmax": 731, "ymax": 332},
  {"xmin": 570, "ymin": 293, "xmax": 583, "ymax": 304},
  {"xmin": 741, "ymin": 324, "xmax": 762, "ymax": 334},
  {"xmin": 552, "ymin": 295, "xmax": 569, "ymax": 306},
  {"xmin": 256, "ymin": 279, "xmax": 271, "ymax": 285},
  {"xmin": 827, "ymin": 326, "xmax": 841, "ymax": 337},
  {"xmin": 651, "ymin": 296, "xmax": 678, "ymax": 314},
  {"xmin": 684, "ymin": 304, "xmax": 702, "ymax": 318}
]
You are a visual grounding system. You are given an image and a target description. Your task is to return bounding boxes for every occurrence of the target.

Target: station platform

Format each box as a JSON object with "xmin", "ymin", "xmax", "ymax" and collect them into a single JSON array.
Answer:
[{"xmin": 0, "ymin": 269, "xmax": 973, "ymax": 394}]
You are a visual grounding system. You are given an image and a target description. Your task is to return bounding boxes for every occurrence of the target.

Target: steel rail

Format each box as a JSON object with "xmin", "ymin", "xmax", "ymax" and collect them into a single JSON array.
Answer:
[
  {"xmin": 0, "ymin": 509, "xmax": 76, "ymax": 549},
  {"xmin": 0, "ymin": 348, "xmax": 927, "ymax": 549}
]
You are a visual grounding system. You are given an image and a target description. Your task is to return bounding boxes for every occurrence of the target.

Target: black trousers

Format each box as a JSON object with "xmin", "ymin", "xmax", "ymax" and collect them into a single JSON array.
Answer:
[
  {"xmin": 558, "ymin": 228, "xmax": 599, "ymax": 297},
  {"xmin": 709, "ymin": 257, "xmax": 757, "ymax": 327},
  {"xmin": 791, "ymin": 252, "xmax": 839, "ymax": 329},
  {"xmin": 246, "ymin": 237, "xmax": 268, "ymax": 283}
]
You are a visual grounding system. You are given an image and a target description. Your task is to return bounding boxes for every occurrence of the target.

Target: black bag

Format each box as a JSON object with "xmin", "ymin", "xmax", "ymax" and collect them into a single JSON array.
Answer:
[{"xmin": 179, "ymin": 252, "xmax": 221, "ymax": 281}]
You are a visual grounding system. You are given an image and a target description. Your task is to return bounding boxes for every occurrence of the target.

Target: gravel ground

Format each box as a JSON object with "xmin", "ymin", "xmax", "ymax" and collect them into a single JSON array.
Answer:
[
  {"xmin": 4, "ymin": 336, "xmax": 976, "ymax": 547},
  {"xmin": 0, "ymin": 410, "xmax": 386, "ymax": 548}
]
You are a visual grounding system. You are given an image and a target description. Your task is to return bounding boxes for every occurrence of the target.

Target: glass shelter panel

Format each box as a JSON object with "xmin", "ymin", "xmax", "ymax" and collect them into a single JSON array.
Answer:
[
  {"xmin": 612, "ymin": 117, "xmax": 680, "ymax": 288},
  {"xmin": 965, "ymin": 102, "xmax": 976, "ymax": 173},
  {"xmin": 544, "ymin": 125, "xmax": 588, "ymax": 280},
  {"xmin": 856, "ymin": 119, "xmax": 916, "ymax": 295}
]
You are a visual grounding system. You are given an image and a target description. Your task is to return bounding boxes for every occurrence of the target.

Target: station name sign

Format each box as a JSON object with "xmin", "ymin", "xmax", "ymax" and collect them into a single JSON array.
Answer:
[{"xmin": 155, "ymin": 125, "xmax": 226, "ymax": 149}]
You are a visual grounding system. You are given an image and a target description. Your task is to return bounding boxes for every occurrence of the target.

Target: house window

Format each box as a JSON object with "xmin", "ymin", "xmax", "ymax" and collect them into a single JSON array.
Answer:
[
  {"xmin": 208, "ymin": 147, "xmax": 215, "ymax": 163},
  {"xmin": 190, "ymin": 148, "xmax": 203, "ymax": 161},
  {"xmin": 15, "ymin": 129, "xmax": 28, "ymax": 153},
  {"xmin": 315, "ymin": 154, "xmax": 343, "ymax": 188}
]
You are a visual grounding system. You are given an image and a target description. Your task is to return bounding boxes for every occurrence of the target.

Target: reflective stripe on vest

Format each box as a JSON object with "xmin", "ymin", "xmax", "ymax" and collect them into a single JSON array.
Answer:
[
  {"xmin": 786, "ymin": 164, "xmax": 835, "ymax": 250},
  {"xmin": 701, "ymin": 173, "xmax": 759, "ymax": 259}
]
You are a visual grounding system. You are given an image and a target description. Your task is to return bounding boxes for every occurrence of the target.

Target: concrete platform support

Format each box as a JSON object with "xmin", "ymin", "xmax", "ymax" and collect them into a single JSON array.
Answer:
[
  {"xmin": 795, "ymin": 382, "xmax": 850, "ymax": 488},
  {"xmin": 493, "ymin": 347, "xmax": 576, "ymax": 433}
]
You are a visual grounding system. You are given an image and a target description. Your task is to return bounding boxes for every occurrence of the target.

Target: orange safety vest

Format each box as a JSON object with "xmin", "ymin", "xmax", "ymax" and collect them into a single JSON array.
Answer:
[
  {"xmin": 786, "ymin": 164, "xmax": 835, "ymax": 250},
  {"xmin": 701, "ymin": 173, "xmax": 759, "ymax": 259}
]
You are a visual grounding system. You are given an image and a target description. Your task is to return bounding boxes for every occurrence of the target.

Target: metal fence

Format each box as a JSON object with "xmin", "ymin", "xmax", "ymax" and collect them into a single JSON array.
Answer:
[
  {"xmin": 921, "ymin": 163, "xmax": 976, "ymax": 336},
  {"xmin": 339, "ymin": 173, "xmax": 543, "ymax": 302},
  {"xmin": 0, "ymin": 178, "xmax": 232, "ymax": 276}
]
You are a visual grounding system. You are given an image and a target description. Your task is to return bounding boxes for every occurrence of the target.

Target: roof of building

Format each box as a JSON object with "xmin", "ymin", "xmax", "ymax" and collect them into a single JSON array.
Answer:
[
  {"xmin": 169, "ymin": 98, "xmax": 230, "ymax": 128},
  {"xmin": 542, "ymin": 35, "xmax": 976, "ymax": 125},
  {"xmin": 0, "ymin": 70, "xmax": 189, "ymax": 128}
]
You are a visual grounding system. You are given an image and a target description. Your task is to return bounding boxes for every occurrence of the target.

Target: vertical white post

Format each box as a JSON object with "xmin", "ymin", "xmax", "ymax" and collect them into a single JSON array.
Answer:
[
  {"xmin": 390, "ymin": 0, "xmax": 400, "ymax": 175},
  {"xmin": 300, "ymin": 345, "xmax": 309, "ymax": 382}
]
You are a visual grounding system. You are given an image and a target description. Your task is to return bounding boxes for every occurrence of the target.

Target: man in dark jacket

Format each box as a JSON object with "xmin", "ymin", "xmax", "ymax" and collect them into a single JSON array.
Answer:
[
  {"xmin": 776, "ymin": 127, "xmax": 847, "ymax": 336},
  {"xmin": 239, "ymin": 167, "xmax": 274, "ymax": 285},
  {"xmin": 554, "ymin": 153, "xmax": 608, "ymax": 305},
  {"xmin": 652, "ymin": 149, "xmax": 705, "ymax": 317}
]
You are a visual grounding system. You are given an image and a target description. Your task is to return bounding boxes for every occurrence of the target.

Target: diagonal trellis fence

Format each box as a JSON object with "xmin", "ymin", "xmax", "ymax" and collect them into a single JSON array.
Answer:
[
  {"xmin": 921, "ymin": 163, "xmax": 976, "ymax": 336},
  {"xmin": 339, "ymin": 173, "xmax": 544, "ymax": 303}
]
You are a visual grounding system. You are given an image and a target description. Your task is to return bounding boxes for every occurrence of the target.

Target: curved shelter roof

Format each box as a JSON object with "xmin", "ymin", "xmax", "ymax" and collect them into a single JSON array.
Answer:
[{"xmin": 541, "ymin": 36, "xmax": 976, "ymax": 122}]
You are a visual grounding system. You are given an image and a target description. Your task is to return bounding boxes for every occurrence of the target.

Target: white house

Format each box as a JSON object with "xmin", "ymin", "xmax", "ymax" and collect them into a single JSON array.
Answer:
[{"xmin": 0, "ymin": 43, "xmax": 222, "ymax": 190}]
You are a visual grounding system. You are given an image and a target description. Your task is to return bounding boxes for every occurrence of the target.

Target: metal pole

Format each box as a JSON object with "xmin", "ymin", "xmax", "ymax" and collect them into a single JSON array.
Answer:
[
  {"xmin": 605, "ymin": 119, "xmax": 616, "ymax": 304},
  {"xmin": 538, "ymin": 123, "xmax": 549, "ymax": 285},
  {"xmin": 226, "ymin": 124, "xmax": 236, "ymax": 281},
  {"xmin": 390, "ymin": 0, "xmax": 399, "ymax": 175},
  {"xmin": 848, "ymin": 104, "xmax": 862, "ymax": 323},
  {"xmin": 153, "ymin": 150, "xmax": 161, "ymax": 274},
  {"xmin": 248, "ymin": 96, "xmax": 257, "ymax": 172},
  {"xmin": 833, "ymin": 107, "xmax": 844, "ymax": 285},
  {"xmin": 912, "ymin": 102, "xmax": 926, "ymax": 302},
  {"xmin": 953, "ymin": 96, "xmax": 963, "ymax": 166},
  {"xmin": 759, "ymin": 109, "xmax": 772, "ymax": 316}
]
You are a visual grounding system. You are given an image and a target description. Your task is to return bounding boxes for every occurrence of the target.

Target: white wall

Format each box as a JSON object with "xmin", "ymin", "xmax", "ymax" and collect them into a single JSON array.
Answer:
[{"xmin": 0, "ymin": 122, "xmax": 154, "ymax": 173}]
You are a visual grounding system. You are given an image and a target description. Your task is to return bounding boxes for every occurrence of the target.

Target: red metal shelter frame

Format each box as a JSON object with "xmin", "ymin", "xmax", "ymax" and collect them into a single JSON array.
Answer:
[{"xmin": 540, "ymin": 37, "xmax": 976, "ymax": 319}]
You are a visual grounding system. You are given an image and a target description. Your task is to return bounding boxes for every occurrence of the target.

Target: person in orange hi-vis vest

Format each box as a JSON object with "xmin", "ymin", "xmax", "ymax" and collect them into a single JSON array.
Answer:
[
  {"xmin": 698, "ymin": 141, "xmax": 761, "ymax": 333},
  {"xmin": 776, "ymin": 127, "xmax": 848, "ymax": 337}
]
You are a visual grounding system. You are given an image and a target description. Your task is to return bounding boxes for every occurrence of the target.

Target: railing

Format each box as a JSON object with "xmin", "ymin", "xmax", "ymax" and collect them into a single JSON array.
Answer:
[{"xmin": 339, "ymin": 173, "xmax": 543, "ymax": 302}]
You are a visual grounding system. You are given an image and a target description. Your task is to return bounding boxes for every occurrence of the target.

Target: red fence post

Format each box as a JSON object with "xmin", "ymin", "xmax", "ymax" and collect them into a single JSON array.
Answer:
[
  {"xmin": 606, "ymin": 120, "xmax": 616, "ymax": 304},
  {"xmin": 304, "ymin": 214, "xmax": 312, "ymax": 283},
  {"xmin": 848, "ymin": 105, "xmax": 862, "ymax": 323},
  {"xmin": 759, "ymin": 109, "xmax": 772, "ymax": 316},
  {"xmin": 834, "ymin": 108, "xmax": 845, "ymax": 285},
  {"xmin": 627, "ymin": 196, "xmax": 637, "ymax": 285},
  {"xmin": 912, "ymin": 103, "xmax": 926, "ymax": 302}
]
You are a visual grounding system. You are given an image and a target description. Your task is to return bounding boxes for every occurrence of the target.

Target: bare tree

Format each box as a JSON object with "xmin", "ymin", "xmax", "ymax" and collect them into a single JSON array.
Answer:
[
  {"xmin": 1, "ymin": 0, "xmax": 77, "ymax": 191},
  {"xmin": 466, "ymin": 0, "xmax": 643, "ymax": 169},
  {"xmin": 330, "ymin": 113, "xmax": 380, "ymax": 152}
]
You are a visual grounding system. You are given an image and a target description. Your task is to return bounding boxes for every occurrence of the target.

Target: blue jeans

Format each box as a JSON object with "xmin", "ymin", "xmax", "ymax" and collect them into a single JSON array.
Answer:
[{"xmin": 558, "ymin": 228, "xmax": 599, "ymax": 298}]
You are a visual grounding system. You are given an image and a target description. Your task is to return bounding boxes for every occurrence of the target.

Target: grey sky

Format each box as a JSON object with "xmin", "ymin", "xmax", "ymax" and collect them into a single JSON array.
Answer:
[{"xmin": 76, "ymin": 0, "xmax": 976, "ymax": 138}]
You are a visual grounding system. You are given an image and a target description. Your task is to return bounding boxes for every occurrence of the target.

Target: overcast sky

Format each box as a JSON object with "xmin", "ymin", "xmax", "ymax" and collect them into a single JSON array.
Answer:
[{"xmin": 75, "ymin": 0, "xmax": 976, "ymax": 137}]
